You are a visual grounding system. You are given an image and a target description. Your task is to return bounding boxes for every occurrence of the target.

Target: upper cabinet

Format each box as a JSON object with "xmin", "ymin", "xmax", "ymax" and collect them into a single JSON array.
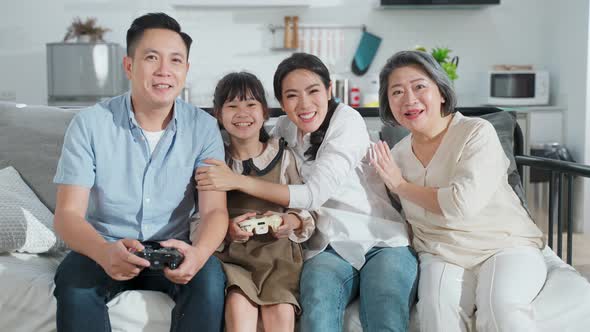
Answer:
[{"xmin": 171, "ymin": 0, "xmax": 312, "ymax": 9}]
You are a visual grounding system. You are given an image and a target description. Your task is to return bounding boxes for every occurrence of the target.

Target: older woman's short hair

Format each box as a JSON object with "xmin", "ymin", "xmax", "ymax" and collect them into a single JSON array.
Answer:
[{"xmin": 378, "ymin": 50, "xmax": 457, "ymax": 127}]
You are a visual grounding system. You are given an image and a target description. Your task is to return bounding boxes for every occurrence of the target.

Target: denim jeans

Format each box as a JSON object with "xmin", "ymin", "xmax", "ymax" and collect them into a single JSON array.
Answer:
[
  {"xmin": 53, "ymin": 251, "xmax": 226, "ymax": 332},
  {"xmin": 299, "ymin": 246, "xmax": 418, "ymax": 332}
]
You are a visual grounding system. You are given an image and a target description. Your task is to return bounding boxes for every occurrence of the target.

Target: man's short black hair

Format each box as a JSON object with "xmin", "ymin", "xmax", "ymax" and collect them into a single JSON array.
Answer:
[{"xmin": 126, "ymin": 12, "xmax": 192, "ymax": 58}]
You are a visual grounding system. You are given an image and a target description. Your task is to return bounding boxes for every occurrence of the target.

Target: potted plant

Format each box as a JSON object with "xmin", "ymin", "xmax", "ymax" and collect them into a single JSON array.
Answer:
[
  {"xmin": 415, "ymin": 46, "xmax": 459, "ymax": 81},
  {"xmin": 63, "ymin": 17, "xmax": 110, "ymax": 43}
]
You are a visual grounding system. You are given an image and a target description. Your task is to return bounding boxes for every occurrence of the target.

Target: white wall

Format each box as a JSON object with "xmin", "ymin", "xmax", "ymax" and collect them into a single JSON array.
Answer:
[
  {"xmin": 586, "ymin": 3, "xmax": 590, "ymax": 234},
  {"xmin": 1, "ymin": 0, "xmax": 589, "ymax": 228},
  {"xmin": 542, "ymin": 0, "xmax": 590, "ymax": 232},
  {"xmin": 0, "ymin": 0, "xmax": 569, "ymax": 106}
]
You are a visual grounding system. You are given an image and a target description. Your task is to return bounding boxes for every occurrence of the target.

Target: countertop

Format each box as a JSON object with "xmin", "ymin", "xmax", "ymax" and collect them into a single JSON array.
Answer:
[{"xmin": 200, "ymin": 107, "xmax": 381, "ymax": 118}]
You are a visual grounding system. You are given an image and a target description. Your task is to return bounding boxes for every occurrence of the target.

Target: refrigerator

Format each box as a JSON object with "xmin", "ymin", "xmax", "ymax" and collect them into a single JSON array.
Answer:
[{"xmin": 46, "ymin": 42, "xmax": 128, "ymax": 106}]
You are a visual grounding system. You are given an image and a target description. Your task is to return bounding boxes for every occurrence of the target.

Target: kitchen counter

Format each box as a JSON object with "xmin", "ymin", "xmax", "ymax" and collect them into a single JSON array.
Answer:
[{"xmin": 200, "ymin": 107, "xmax": 381, "ymax": 118}]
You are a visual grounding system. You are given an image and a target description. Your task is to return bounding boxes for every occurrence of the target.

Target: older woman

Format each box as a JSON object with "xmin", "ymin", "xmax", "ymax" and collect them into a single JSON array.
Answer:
[{"xmin": 372, "ymin": 50, "xmax": 546, "ymax": 332}]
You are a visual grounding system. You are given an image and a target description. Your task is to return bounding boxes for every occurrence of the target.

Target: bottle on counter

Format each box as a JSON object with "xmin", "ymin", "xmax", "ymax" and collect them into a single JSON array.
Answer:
[
  {"xmin": 362, "ymin": 75, "xmax": 379, "ymax": 107},
  {"xmin": 350, "ymin": 85, "xmax": 361, "ymax": 108},
  {"xmin": 284, "ymin": 16, "xmax": 293, "ymax": 49},
  {"xmin": 334, "ymin": 79, "xmax": 349, "ymax": 105},
  {"xmin": 292, "ymin": 16, "xmax": 299, "ymax": 49}
]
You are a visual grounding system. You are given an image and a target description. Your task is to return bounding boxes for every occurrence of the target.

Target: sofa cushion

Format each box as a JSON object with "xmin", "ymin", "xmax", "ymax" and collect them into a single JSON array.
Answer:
[
  {"xmin": 0, "ymin": 166, "xmax": 66, "ymax": 253},
  {"xmin": 0, "ymin": 252, "xmax": 63, "ymax": 332},
  {"xmin": 1, "ymin": 248, "xmax": 589, "ymax": 332},
  {"xmin": 0, "ymin": 102, "xmax": 76, "ymax": 212},
  {"xmin": 480, "ymin": 111, "xmax": 529, "ymax": 210}
]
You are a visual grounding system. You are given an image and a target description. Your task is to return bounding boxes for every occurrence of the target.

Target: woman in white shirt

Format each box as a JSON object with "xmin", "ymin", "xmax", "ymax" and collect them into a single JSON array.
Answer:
[
  {"xmin": 196, "ymin": 53, "xmax": 417, "ymax": 331},
  {"xmin": 372, "ymin": 50, "xmax": 546, "ymax": 332}
]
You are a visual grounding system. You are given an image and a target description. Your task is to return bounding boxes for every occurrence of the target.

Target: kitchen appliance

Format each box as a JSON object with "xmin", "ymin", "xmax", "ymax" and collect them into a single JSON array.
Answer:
[
  {"xmin": 378, "ymin": 0, "xmax": 500, "ymax": 6},
  {"xmin": 46, "ymin": 42, "xmax": 128, "ymax": 105},
  {"xmin": 486, "ymin": 70, "xmax": 549, "ymax": 106}
]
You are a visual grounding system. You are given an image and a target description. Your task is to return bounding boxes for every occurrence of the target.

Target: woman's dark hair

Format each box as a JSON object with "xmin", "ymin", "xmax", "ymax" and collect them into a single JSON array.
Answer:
[
  {"xmin": 378, "ymin": 50, "xmax": 457, "ymax": 127},
  {"xmin": 213, "ymin": 72, "xmax": 271, "ymax": 143},
  {"xmin": 273, "ymin": 52, "xmax": 338, "ymax": 160},
  {"xmin": 126, "ymin": 12, "xmax": 192, "ymax": 58}
]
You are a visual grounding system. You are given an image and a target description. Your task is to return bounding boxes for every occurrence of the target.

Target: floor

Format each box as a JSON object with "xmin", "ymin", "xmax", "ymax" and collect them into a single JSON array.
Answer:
[
  {"xmin": 573, "ymin": 234, "xmax": 590, "ymax": 281},
  {"xmin": 547, "ymin": 232, "xmax": 590, "ymax": 281},
  {"xmin": 524, "ymin": 184, "xmax": 589, "ymax": 280}
]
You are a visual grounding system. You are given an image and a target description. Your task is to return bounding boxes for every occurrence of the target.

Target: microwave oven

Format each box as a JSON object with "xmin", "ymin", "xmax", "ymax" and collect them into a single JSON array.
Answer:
[{"xmin": 486, "ymin": 70, "xmax": 549, "ymax": 106}]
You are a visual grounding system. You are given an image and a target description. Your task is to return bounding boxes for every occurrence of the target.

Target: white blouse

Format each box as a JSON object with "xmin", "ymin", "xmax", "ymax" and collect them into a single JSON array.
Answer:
[
  {"xmin": 272, "ymin": 103, "xmax": 409, "ymax": 270},
  {"xmin": 392, "ymin": 112, "xmax": 544, "ymax": 269}
]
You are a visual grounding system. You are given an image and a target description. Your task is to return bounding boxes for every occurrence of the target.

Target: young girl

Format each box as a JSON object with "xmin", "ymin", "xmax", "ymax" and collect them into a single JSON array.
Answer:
[
  {"xmin": 192, "ymin": 72, "xmax": 315, "ymax": 332},
  {"xmin": 196, "ymin": 54, "xmax": 417, "ymax": 332}
]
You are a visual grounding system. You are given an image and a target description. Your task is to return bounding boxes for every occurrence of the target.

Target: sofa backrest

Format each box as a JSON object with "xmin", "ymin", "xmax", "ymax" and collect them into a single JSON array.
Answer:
[{"xmin": 0, "ymin": 102, "xmax": 77, "ymax": 212}]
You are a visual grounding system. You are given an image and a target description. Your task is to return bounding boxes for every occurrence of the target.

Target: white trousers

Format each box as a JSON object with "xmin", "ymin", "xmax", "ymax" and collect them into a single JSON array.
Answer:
[{"xmin": 417, "ymin": 246, "xmax": 547, "ymax": 332}]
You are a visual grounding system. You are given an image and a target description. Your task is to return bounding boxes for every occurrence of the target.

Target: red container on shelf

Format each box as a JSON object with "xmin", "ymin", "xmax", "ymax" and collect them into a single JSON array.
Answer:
[{"xmin": 350, "ymin": 86, "xmax": 361, "ymax": 108}]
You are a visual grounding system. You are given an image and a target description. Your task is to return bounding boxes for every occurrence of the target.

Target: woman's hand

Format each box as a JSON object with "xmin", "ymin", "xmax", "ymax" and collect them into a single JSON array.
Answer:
[
  {"xmin": 227, "ymin": 212, "xmax": 256, "ymax": 243},
  {"xmin": 271, "ymin": 212, "xmax": 302, "ymax": 239},
  {"xmin": 195, "ymin": 159, "xmax": 241, "ymax": 192},
  {"xmin": 371, "ymin": 140, "xmax": 405, "ymax": 194}
]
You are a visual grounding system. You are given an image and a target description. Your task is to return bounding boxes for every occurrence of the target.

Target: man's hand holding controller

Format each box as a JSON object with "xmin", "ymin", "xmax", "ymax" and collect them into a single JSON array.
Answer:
[{"xmin": 98, "ymin": 239, "xmax": 150, "ymax": 281}]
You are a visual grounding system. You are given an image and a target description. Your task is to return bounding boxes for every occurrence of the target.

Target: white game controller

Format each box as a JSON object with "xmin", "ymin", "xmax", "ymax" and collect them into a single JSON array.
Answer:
[{"xmin": 238, "ymin": 214, "xmax": 283, "ymax": 235}]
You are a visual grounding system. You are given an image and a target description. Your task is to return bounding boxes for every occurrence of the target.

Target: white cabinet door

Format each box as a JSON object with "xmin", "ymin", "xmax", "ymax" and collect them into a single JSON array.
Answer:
[
  {"xmin": 171, "ymin": 0, "xmax": 310, "ymax": 8},
  {"xmin": 527, "ymin": 110, "xmax": 564, "ymax": 146}
]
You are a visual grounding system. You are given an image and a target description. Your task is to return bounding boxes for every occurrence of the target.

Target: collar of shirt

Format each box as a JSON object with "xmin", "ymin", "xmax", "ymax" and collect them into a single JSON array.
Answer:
[{"xmin": 122, "ymin": 92, "xmax": 178, "ymax": 133}]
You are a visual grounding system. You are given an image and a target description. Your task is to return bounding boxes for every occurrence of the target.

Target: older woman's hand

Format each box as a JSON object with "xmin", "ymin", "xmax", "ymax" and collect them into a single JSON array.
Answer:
[
  {"xmin": 371, "ymin": 140, "xmax": 405, "ymax": 193},
  {"xmin": 195, "ymin": 159, "xmax": 241, "ymax": 192}
]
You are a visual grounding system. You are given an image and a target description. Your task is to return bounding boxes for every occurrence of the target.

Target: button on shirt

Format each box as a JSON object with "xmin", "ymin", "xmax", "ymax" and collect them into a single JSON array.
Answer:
[{"xmin": 54, "ymin": 93, "xmax": 225, "ymax": 242}]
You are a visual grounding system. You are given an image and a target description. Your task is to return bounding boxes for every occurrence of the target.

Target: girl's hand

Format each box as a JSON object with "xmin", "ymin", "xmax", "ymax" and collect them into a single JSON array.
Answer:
[
  {"xmin": 195, "ymin": 159, "xmax": 241, "ymax": 192},
  {"xmin": 269, "ymin": 212, "xmax": 302, "ymax": 239},
  {"xmin": 227, "ymin": 212, "xmax": 256, "ymax": 243},
  {"xmin": 371, "ymin": 141, "xmax": 405, "ymax": 193}
]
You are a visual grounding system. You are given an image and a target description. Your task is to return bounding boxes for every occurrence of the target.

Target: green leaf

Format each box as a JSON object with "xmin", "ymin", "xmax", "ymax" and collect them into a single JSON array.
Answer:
[
  {"xmin": 431, "ymin": 47, "xmax": 452, "ymax": 63},
  {"xmin": 411, "ymin": 46, "xmax": 458, "ymax": 81},
  {"xmin": 441, "ymin": 62, "xmax": 458, "ymax": 81}
]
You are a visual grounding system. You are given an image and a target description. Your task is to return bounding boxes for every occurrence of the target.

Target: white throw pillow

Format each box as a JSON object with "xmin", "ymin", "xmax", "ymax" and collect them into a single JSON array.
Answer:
[{"xmin": 0, "ymin": 166, "xmax": 66, "ymax": 253}]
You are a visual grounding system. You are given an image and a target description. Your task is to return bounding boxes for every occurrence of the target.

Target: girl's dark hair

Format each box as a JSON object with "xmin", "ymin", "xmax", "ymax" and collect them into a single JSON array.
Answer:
[
  {"xmin": 378, "ymin": 50, "xmax": 457, "ymax": 127},
  {"xmin": 213, "ymin": 72, "xmax": 271, "ymax": 143},
  {"xmin": 273, "ymin": 52, "xmax": 338, "ymax": 160}
]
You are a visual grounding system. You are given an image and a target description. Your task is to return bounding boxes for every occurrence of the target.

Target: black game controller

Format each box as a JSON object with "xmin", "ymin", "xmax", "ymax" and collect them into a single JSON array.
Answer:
[{"xmin": 133, "ymin": 241, "xmax": 184, "ymax": 270}]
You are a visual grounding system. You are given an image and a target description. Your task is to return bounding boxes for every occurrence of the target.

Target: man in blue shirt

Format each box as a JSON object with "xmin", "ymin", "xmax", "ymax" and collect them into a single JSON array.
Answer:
[{"xmin": 52, "ymin": 13, "xmax": 228, "ymax": 332}]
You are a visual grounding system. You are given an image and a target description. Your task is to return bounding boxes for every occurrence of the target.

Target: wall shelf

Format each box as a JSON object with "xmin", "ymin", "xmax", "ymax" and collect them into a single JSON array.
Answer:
[
  {"xmin": 269, "ymin": 47, "xmax": 298, "ymax": 52},
  {"xmin": 268, "ymin": 24, "xmax": 366, "ymax": 34}
]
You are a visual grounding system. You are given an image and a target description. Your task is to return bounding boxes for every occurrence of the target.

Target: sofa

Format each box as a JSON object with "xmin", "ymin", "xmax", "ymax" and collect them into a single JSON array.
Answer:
[{"xmin": 1, "ymin": 100, "xmax": 590, "ymax": 332}]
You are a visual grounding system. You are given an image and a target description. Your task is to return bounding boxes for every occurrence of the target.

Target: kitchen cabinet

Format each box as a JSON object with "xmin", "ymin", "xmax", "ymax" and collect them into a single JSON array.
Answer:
[
  {"xmin": 509, "ymin": 107, "xmax": 564, "ymax": 205},
  {"xmin": 171, "ymin": 0, "xmax": 311, "ymax": 9},
  {"xmin": 506, "ymin": 106, "xmax": 564, "ymax": 149}
]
